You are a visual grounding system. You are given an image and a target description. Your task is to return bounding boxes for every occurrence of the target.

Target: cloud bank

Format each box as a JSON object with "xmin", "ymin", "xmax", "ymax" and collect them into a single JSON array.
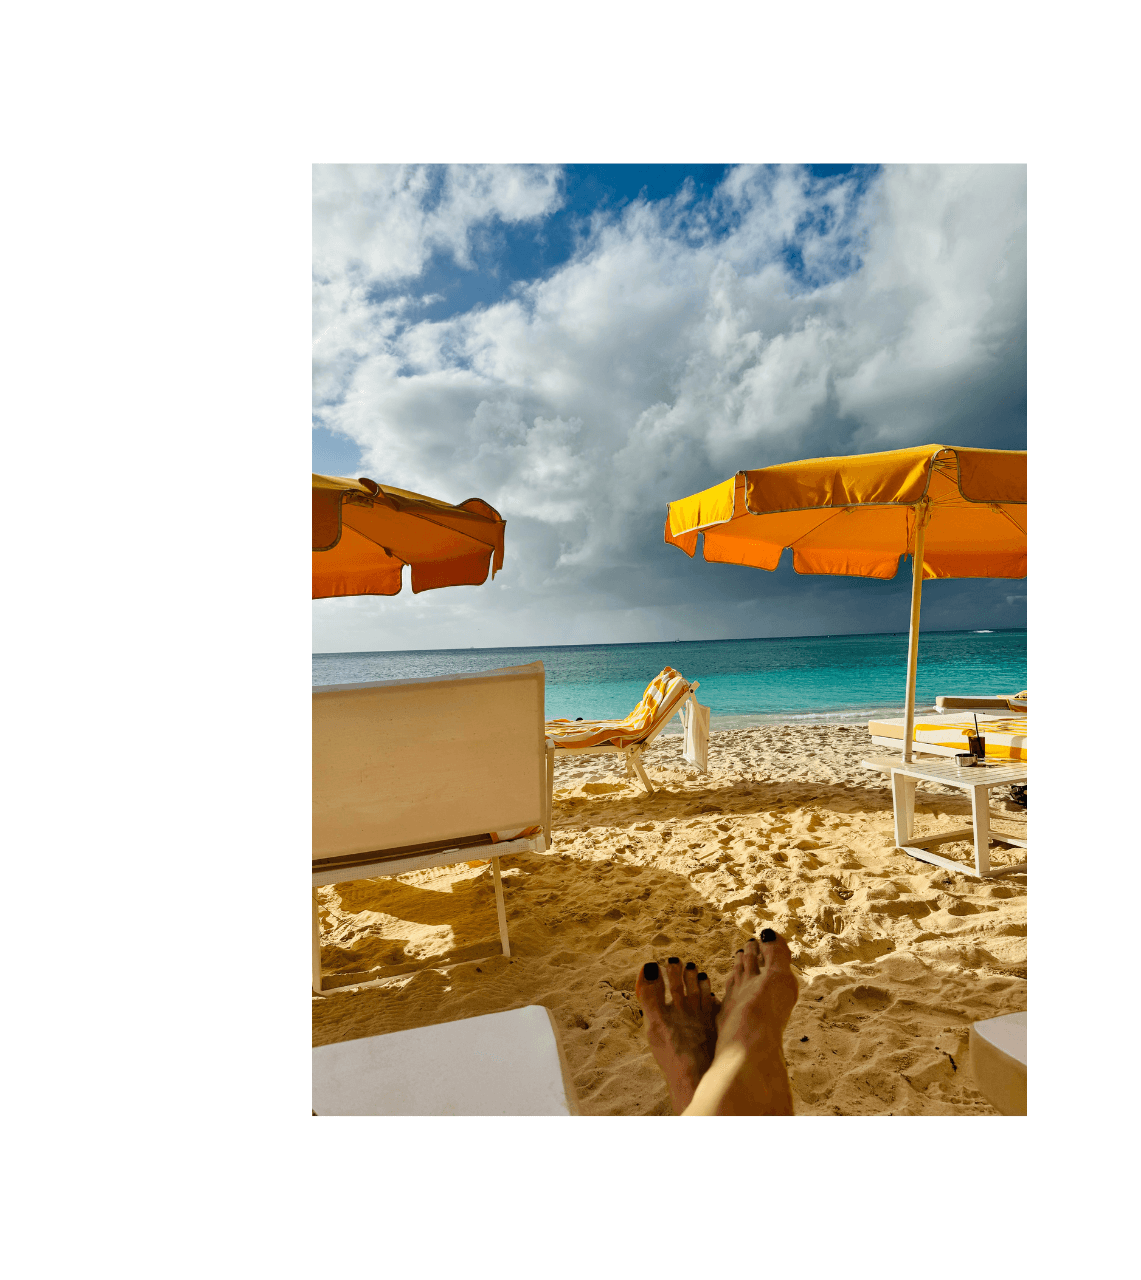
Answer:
[{"xmin": 313, "ymin": 164, "xmax": 1026, "ymax": 652}]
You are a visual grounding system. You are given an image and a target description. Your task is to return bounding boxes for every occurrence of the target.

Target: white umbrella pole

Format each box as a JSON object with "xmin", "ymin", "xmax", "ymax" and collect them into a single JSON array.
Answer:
[{"xmin": 902, "ymin": 514, "xmax": 928, "ymax": 764}]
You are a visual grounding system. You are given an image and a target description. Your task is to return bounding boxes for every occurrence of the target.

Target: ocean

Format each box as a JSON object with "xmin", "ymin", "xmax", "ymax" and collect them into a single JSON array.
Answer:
[{"xmin": 312, "ymin": 629, "xmax": 1026, "ymax": 733}]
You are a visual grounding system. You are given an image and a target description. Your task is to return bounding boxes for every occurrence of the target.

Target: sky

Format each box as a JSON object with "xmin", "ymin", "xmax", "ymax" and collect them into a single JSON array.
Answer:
[{"xmin": 313, "ymin": 163, "xmax": 1026, "ymax": 655}]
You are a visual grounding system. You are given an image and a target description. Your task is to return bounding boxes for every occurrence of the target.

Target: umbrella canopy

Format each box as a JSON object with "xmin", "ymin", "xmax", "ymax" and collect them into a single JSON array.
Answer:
[
  {"xmin": 664, "ymin": 445, "xmax": 1026, "ymax": 760},
  {"xmin": 313, "ymin": 473, "xmax": 505, "ymax": 599}
]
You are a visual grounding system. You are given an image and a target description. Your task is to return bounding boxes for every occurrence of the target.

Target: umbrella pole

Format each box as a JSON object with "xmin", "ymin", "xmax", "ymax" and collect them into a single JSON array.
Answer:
[{"xmin": 902, "ymin": 515, "xmax": 928, "ymax": 764}]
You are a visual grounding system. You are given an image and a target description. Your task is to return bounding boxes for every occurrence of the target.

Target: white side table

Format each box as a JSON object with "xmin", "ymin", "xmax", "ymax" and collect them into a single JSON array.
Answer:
[
  {"xmin": 890, "ymin": 758, "xmax": 1027, "ymax": 878},
  {"xmin": 312, "ymin": 1005, "xmax": 580, "ymax": 1115},
  {"xmin": 970, "ymin": 1011, "xmax": 1027, "ymax": 1115}
]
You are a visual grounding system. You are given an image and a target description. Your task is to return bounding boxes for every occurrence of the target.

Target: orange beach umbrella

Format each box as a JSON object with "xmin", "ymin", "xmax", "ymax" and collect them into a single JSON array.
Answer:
[
  {"xmin": 313, "ymin": 473, "xmax": 506, "ymax": 599},
  {"xmin": 664, "ymin": 445, "xmax": 1026, "ymax": 760}
]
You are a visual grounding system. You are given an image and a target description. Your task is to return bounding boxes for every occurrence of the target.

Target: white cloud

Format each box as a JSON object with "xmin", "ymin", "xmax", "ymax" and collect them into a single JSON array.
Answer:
[{"xmin": 313, "ymin": 164, "xmax": 1026, "ymax": 651}]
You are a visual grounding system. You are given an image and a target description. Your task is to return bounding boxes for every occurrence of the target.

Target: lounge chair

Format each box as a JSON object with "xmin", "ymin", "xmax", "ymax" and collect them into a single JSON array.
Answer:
[
  {"xmin": 970, "ymin": 1010, "xmax": 1026, "ymax": 1116},
  {"xmin": 312, "ymin": 1005, "xmax": 579, "ymax": 1115},
  {"xmin": 935, "ymin": 690, "xmax": 1027, "ymax": 713},
  {"xmin": 545, "ymin": 667, "xmax": 706, "ymax": 794},
  {"xmin": 312, "ymin": 661, "xmax": 554, "ymax": 993},
  {"xmin": 867, "ymin": 710, "xmax": 1027, "ymax": 761}
]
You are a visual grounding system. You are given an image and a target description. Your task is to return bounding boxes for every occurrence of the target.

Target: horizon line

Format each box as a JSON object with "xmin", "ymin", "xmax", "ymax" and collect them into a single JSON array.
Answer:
[{"xmin": 313, "ymin": 626, "xmax": 1026, "ymax": 659}]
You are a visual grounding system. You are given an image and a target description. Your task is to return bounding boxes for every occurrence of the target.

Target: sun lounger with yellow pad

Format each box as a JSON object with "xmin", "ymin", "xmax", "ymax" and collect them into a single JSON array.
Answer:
[
  {"xmin": 545, "ymin": 666, "xmax": 707, "ymax": 793},
  {"xmin": 868, "ymin": 710, "xmax": 1027, "ymax": 761}
]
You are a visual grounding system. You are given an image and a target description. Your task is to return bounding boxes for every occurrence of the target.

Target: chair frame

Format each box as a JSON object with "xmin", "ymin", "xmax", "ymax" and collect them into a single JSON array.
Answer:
[{"xmin": 313, "ymin": 665, "xmax": 554, "ymax": 994}]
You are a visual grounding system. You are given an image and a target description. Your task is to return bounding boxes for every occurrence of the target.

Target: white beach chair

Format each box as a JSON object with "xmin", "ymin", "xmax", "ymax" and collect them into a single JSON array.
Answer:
[
  {"xmin": 312, "ymin": 661, "xmax": 554, "ymax": 993},
  {"xmin": 312, "ymin": 1005, "xmax": 580, "ymax": 1115},
  {"xmin": 545, "ymin": 667, "xmax": 707, "ymax": 794},
  {"xmin": 969, "ymin": 1010, "xmax": 1026, "ymax": 1116},
  {"xmin": 935, "ymin": 692, "xmax": 1027, "ymax": 713}
]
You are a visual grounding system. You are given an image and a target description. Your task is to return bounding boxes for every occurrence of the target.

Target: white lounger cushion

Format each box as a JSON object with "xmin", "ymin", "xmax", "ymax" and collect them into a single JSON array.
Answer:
[
  {"xmin": 312, "ymin": 1005, "xmax": 579, "ymax": 1116},
  {"xmin": 970, "ymin": 1010, "xmax": 1026, "ymax": 1116}
]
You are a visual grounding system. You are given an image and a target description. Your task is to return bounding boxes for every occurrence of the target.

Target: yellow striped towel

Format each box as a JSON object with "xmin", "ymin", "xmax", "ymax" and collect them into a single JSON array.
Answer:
[{"xmin": 546, "ymin": 668, "xmax": 692, "ymax": 749}]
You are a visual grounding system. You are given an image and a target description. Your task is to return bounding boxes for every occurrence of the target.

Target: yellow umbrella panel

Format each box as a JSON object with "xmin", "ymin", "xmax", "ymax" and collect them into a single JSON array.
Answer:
[
  {"xmin": 313, "ymin": 474, "xmax": 505, "ymax": 599},
  {"xmin": 664, "ymin": 445, "xmax": 1026, "ymax": 760}
]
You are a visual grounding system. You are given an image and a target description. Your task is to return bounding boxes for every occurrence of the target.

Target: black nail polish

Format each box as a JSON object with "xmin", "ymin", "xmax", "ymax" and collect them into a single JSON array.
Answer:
[
  {"xmin": 697, "ymin": 972, "xmax": 708, "ymax": 981},
  {"xmin": 684, "ymin": 961, "xmax": 696, "ymax": 970},
  {"xmin": 748, "ymin": 937, "xmax": 756, "ymax": 942},
  {"xmin": 643, "ymin": 962, "xmax": 659, "ymax": 981},
  {"xmin": 736, "ymin": 948, "xmax": 744, "ymax": 954},
  {"xmin": 668, "ymin": 956, "xmax": 680, "ymax": 964},
  {"xmin": 760, "ymin": 928, "xmax": 777, "ymax": 943}
]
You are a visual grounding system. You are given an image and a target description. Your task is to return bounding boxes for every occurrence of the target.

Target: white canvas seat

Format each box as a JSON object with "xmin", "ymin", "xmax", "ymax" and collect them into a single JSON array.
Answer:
[
  {"xmin": 312, "ymin": 1005, "xmax": 580, "ymax": 1115},
  {"xmin": 970, "ymin": 1010, "xmax": 1026, "ymax": 1115},
  {"xmin": 312, "ymin": 661, "xmax": 554, "ymax": 992}
]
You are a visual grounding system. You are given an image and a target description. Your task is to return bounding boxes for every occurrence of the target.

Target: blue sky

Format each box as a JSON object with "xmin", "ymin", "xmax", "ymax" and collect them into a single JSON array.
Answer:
[{"xmin": 313, "ymin": 164, "xmax": 1026, "ymax": 654}]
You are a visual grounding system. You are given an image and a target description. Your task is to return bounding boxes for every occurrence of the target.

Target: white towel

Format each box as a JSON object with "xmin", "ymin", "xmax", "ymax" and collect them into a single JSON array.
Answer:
[{"xmin": 683, "ymin": 700, "xmax": 710, "ymax": 773}]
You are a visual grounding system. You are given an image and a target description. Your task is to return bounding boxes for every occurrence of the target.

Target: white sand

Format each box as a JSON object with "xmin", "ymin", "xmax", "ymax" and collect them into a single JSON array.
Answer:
[{"xmin": 313, "ymin": 724, "xmax": 1027, "ymax": 1115}]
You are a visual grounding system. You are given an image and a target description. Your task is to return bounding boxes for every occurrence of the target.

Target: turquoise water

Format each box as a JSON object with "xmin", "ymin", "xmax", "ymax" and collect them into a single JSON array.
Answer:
[{"xmin": 312, "ymin": 629, "xmax": 1026, "ymax": 732}]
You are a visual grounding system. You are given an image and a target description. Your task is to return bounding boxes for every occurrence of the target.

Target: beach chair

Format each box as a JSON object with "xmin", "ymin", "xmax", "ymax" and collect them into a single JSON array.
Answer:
[
  {"xmin": 867, "ymin": 710, "xmax": 1027, "ymax": 761},
  {"xmin": 970, "ymin": 1010, "xmax": 1026, "ymax": 1116},
  {"xmin": 545, "ymin": 667, "xmax": 706, "ymax": 794},
  {"xmin": 935, "ymin": 690, "xmax": 1027, "ymax": 713},
  {"xmin": 312, "ymin": 661, "xmax": 554, "ymax": 993},
  {"xmin": 312, "ymin": 1005, "xmax": 580, "ymax": 1115}
]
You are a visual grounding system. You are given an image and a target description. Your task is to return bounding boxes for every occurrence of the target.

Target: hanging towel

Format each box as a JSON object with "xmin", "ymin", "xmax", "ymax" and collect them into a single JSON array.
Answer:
[{"xmin": 683, "ymin": 699, "xmax": 710, "ymax": 772}]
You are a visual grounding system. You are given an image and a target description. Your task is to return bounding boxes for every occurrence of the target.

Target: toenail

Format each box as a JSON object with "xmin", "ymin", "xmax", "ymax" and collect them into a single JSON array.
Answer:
[
  {"xmin": 668, "ymin": 956, "xmax": 680, "ymax": 964},
  {"xmin": 697, "ymin": 972, "xmax": 708, "ymax": 981},
  {"xmin": 748, "ymin": 937, "xmax": 756, "ymax": 943},
  {"xmin": 760, "ymin": 928, "xmax": 777, "ymax": 943},
  {"xmin": 643, "ymin": 962, "xmax": 659, "ymax": 981},
  {"xmin": 684, "ymin": 961, "xmax": 696, "ymax": 970},
  {"xmin": 736, "ymin": 948, "xmax": 744, "ymax": 954}
]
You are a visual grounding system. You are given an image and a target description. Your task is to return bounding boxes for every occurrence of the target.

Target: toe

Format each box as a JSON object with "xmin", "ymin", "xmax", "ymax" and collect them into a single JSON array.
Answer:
[
  {"xmin": 665, "ymin": 956, "xmax": 684, "ymax": 1003},
  {"xmin": 743, "ymin": 937, "xmax": 761, "ymax": 977},
  {"xmin": 758, "ymin": 927, "xmax": 793, "ymax": 972},
  {"xmin": 697, "ymin": 970, "xmax": 713, "ymax": 1015},
  {"xmin": 635, "ymin": 961, "xmax": 666, "ymax": 1018},
  {"xmin": 683, "ymin": 961, "xmax": 699, "ymax": 1003}
]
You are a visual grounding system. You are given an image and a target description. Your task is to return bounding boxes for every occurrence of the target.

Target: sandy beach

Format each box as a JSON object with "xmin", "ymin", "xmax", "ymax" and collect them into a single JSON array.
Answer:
[{"xmin": 313, "ymin": 723, "xmax": 1027, "ymax": 1115}]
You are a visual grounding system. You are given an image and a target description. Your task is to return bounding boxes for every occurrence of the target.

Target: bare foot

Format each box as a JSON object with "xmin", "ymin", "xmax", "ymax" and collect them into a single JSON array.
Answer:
[
  {"xmin": 684, "ymin": 930, "xmax": 799, "ymax": 1116},
  {"xmin": 635, "ymin": 957, "xmax": 719, "ymax": 1114}
]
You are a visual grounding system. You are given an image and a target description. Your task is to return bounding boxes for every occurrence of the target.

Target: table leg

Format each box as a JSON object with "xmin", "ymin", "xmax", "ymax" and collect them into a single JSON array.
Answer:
[
  {"xmin": 971, "ymin": 783, "xmax": 991, "ymax": 877},
  {"xmin": 892, "ymin": 773, "xmax": 917, "ymax": 846}
]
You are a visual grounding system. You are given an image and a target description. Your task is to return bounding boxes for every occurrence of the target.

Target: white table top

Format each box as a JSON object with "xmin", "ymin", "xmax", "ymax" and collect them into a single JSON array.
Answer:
[
  {"xmin": 312, "ymin": 1005, "xmax": 576, "ymax": 1116},
  {"xmin": 891, "ymin": 758, "xmax": 1028, "ymax": 787},
  {"xmin": 973, "ymin": 1011, "xmax": 1027, "ymax": 1065}
]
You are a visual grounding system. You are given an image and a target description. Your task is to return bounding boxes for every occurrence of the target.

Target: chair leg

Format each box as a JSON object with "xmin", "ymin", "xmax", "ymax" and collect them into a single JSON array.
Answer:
[
  {"xmin": 312, "ymin": 886, "xmax": 323, "ymax": 994},
  {"xmin": 491, "ymin": 856, "xmax": 511, "ymax": 957},
  {"xmin": 629, "ymin": 750, "xmax": 656, "ymax": 794}
]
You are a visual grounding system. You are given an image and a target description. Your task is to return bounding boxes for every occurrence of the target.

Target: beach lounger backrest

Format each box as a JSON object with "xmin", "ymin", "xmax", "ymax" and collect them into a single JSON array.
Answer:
[
  {"xmin": 313, "ymin": 661, "xmax": 548, "ymax": 860},
  {"xmin": 936, "ymin": 695, "xmax": 1018, "ymax": 711}
]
